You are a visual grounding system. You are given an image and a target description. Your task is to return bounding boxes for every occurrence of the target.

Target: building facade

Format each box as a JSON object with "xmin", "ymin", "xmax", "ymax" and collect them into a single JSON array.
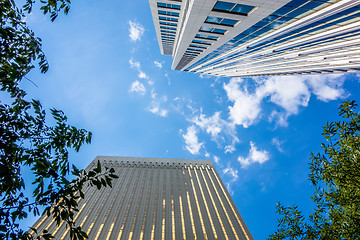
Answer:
[
  {"xmin": 32, "ymin": 156, "xmax": 253, "ymax": 240},
  {"xmin": 149, "ymin": 0, "xmax": 360, "ymax": 77}
]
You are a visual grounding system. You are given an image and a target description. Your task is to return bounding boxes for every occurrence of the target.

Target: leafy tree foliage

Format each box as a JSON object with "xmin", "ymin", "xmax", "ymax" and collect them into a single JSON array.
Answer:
[
  {"xmin": 269, "ymin": 100, "xmax": 360, "ymax": 239},
  {"xmin": 1, "ymin": 0, "xmax": 118, "ymax": 239}
]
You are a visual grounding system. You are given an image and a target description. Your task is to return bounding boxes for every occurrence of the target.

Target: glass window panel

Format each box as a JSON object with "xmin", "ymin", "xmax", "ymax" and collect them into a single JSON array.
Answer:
[
  {"xmin": 272, "ymin": 6, "xmax": 294, "ymax": 17},
  {"xmin": 241, "ymin": 26, "xmax": 260, "ymax": 35},
  {"xmin": 205, "ymin": 16, "xmax": 222, "ymax": 24},
  {"xmin": 188, "ymin": 48, "xmax": 203, "ymax": 52},
  {"xmin": 317, "ymin": 13, "xmax": 342, "ymax": 23},
  {"xmin": 284, "ymin": 0, "xmax": 308, "ymax": 7},
  {"xmin": 300, "ymin": 1, "xmax": 326, "ymax": 9},
  {"xmin": 192, "ymin": 40, "xmax": 211, "ymax": 45},
  {"xmin": 196, "ymin": 33, "xmax": 207, "ymax": 38},
  {"xmin": 251, "ymin": 27, "xmax": 271, "ymax": 36},
  {"xmin": 205, "ymin": 16, "xmax": 238, "ymax": 26},
  {"xmin": 200, "ymin": 26, "xmax": 214, "ymax": 32},
  {"xmin": 195, "ymin": 34, "xmax": 218, "ymax": 40},
  {"xmin": 253, "ymin": 20, "xmax": 271, "ymax": 28},
  {"xmin": 232, "ymin": 4, "xmax": 256, "ymax": 15},
  {"xmin": 207, "ymin": 35, "xmax": 219, "ymax": 40},
  {"xmin": 285, "ymin": 8, "xmax": 311, "ymax": 18},
  {"xmin": 157, "ymin": 2, "xmax": 166, "ymax": 7},
  {"xmin": 161, "ymin": 30, "xmax": 176, "ymax": 34},
  {"xmin": 160, "ymin": 21, "xmax": 177, "ymax": 26},
  {"xmin": 221, "ymin": 18, "xmax": 238, "ymax": 26},
  {"xmin": 159, "ymin": 16, "xmax": 178, "ymax": 22},
  {"xmin": 158, "ymin": 10, "xmax": 179, "ymax": 16},
  {"xmin": 213, "ymin": 28, "xmax": 227, "ymax": 34},
  {"xmin": 332, "ymin": 15, "xmax": 360, "ymax": 25},
  {"xmin": 262, "ymin": 15, "xmax": 280, "ymax": 22},
  {"xmin": 337, "ymin": 7, "xmax": 359, "ymax": 16},
  {"xmin": 213, "ymin": 1, "xmax": 235, "ymax": 12},
  {"xmin": 233, "ymin": 33, "xmax": 247, "ymax": 40},
  {"xmin": 160, "ymin": 26, "xmax": 176, "ymax": 30},
  {"xmin": 189, "ymin": 44, "xmax": 207, "ymax": 49},
  {"xmin": 172, "ymin": 4, "xmax": 181, "ymax": 10}
]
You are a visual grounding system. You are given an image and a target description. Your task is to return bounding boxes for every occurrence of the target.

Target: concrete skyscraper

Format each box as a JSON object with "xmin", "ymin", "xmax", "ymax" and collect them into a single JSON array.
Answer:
[
  {"xmin": 32, "ymin": 156, "xmax": 253, "ymax": 239},
  {"xmin": 149, "ymin": 0, "xmax": 360, "ymax": 77}
]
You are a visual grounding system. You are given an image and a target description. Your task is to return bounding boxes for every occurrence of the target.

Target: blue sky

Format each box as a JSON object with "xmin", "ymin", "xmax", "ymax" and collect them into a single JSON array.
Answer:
[{"xmin": 18, "ymin": 0, "xmax": 360, "ymax": 238}]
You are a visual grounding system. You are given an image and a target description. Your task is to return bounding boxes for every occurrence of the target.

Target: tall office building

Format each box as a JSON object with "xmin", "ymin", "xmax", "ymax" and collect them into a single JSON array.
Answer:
[
  {"xmin": 32, "ymin": 156, "xmax": 253, "ymax": 239},
  {"xmin": 149, "ymin": 0, "xmax": 360, "ymax": 77}
]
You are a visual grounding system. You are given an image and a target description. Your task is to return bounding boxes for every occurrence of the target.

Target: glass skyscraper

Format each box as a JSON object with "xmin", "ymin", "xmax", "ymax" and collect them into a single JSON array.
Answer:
[
  {"xmin": 31, "ymin": 156, "xmax": 253, "ymax": 239},
  {"xmin": 149, "ymin": 0, "xmax": 360, "ymax": 77}
]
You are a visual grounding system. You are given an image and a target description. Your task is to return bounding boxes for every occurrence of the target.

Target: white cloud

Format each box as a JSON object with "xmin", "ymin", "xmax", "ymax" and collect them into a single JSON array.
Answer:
[
  {"xmin": 259, "ymin": 76, "xmax": 310, "ymax": 114},
  {"xmin": 129, "ymin": 58, "xmax": 140, "ymax": 70},
  {"xmin": 129, "ymin": 58, "xmax": 151, "ymax": 83},
  {"xmin": 213, "ymin": 155, "xmax": 220, "ymax": 164},
  {"xmin": 222, "ymin": 166, "xmax": 239, "ymax": 195},
  {"xmin": 138, "ymin": 71, "xmax": 148, "ymax": 79},
  {"xmin": 129, "ymin": 80, "xmax": 146, "ymax": 95},
  {"xmin": 272, "ymin": 137, "xmax": 284, "ymax": 152},
  {"xmin": 224, "ymin": 78, "xmax": 262, "ymax": 128},
  {"xmin": 223, "ymin": 75, "xmax": 347, "ymax": 128},
  {"xmin": 149, "ymin": 106, "xmax": 168, "ymax": 117},
  {"xmin": 225, "ymin": 144, "xmax": 236, "ymax": 154},
  {"xmin": 238, "ymin": 141, "xmax": 270, "ymax": 168},
  {"xmin": 191, "ymin": 111, "xmax": 239, "ymax": 153},
  {"xmin": 128, "ymin": 20, "xmax": 144, "ymax": 42},
  {"xmin": 199, "ymin": 73, "xmax": 213, "ymax": 79},
  {"xmin": 148, "ymin": 89, "xmax": 168, "ymax": 117},
  {"xmin": 154, "ymin": 61, "xmax": 163, "ymax": 69},
  {"xmin": 182, "ymin": 126, "xmax": 203, "ymax": 155},
  {"xmin": 193, "ymin": 112, "xmax": 224, "ymax": 139},
  {"xmin": 306, "ymin": 74, "xmax": 346, "ymax": 101},
  {"xmin": 223, "ymin": 167, "xmax": 238, "ymax": 180}
]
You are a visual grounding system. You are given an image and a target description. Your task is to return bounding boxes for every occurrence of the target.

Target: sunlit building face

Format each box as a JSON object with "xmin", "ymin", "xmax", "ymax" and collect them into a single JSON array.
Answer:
[{"xmin": 149, "ymin": 0, "xmax": 360, "ymax": 77}]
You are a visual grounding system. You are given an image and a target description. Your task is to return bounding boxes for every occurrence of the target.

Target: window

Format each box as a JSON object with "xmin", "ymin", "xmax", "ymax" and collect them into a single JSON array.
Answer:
[
  {"xmin": 192, "ymin": 39, "xmax": 212, "ymax": 45},
  {"xmin": 159, "ymin": 16, "xmax": 178, "ymax": 22},
  {"xmin": 161, "ymin": 29, "xmax": 176, "ymax": 34},
  {"xmin": 160, "ymin": 21, "xmax": 177, "ymax": 26},
  {"xmin": 188, "ymin": 47, "xmax": 203, "ymax": 52},
  {"xmin": 161, "ymin": 33, "xmax": 175, "ymax": 37},
  {"xmin": 158, "ymin": 10, "xmax": 179, "ymax": 17},
  {"xmin": 205, "ymin": 16, "xmax": 239, "ymax": 26},
  {"xmin": 195, "ymin": 34, "xmax": 219, "ymax": 40},
  {"xmin": 157, "ymin": 2, "xmax": 181, "ymax": 10},
  {"xmin": 189, "ymin": 44, "xmax": 207, "ymax": 49},
  {"xmin": 162, "ymin": 36, "xmax": 175, "ymax": 39},
  {"xmin": 160, "ymin": 26, "xmax": 176, "ymax": 30},
  {"xmin": 200, "ymin": 26, "xmax": 227, "ymax": 34},
  {"xmin": 212, "ymin": 1, "xmax": 256, "ymax": 16}
]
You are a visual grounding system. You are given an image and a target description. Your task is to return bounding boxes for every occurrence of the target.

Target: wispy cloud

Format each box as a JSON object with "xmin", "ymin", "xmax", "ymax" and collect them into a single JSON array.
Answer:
[
  {"xmin": 222, "ymin": 166, "xmax": 238, "ymax": 195},
  {"xmin": 272, "ymin": 137, "xmax": 284, "ymax": 152},
  {"xmin": 149, "ymin": 106, "xmax": 168, "ymax": 117},
  {"xmin": 154, "ymin": 61, "xmax": 163, "ymax": 69},
  {"xmin": 129, "ymin": 58, "xmax": 150, "ymax": 80},
  {"xmin": 129, "ymin": 80, "xmax": 146, "ymax": 95},
  {"xmin": 182, "ymin": 126, "xmax": 203, "ymax": 155},
  {"xmin": 129, "ymin": 58, "xmax": 140, "ymax": 69},
  {"xmin": 238, "ymin": 141, "xmax": 270, "ymax": 168},
  {"xmin": 128, "ymin": 20, "xmax": 144, "ymax": 42},
  {"xmin": 148, "ymin": 89, "xmax": 168, "ymax": 117},
  {"xmin": 138, "ymin": 71, "xmax": 148, "ymax": 79}
]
